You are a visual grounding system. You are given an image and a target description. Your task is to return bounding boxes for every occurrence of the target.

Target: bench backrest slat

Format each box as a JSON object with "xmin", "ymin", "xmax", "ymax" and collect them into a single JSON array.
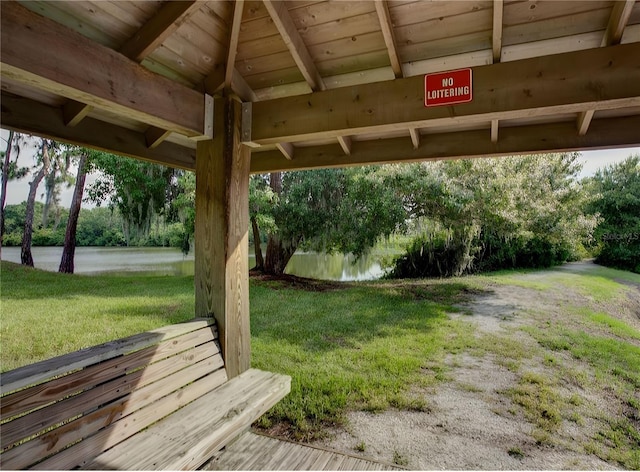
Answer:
[
  {"xmin": 0, "ymin": 318, "xmax": 216, "ymax": 394},
  {"xmin": 2, "ymin": 342, "xmax": 219, "ymax": 447},
  {"xmin": 33, "ymin": 369, "xmax": 228, "ymax": 471},
  {"xmin": 1, "ymin": 325, "xmax": 217, "ymax": 421},
  {"xmin": 0, "ymin": 319, "xmax": 225, "ymax": 470}
]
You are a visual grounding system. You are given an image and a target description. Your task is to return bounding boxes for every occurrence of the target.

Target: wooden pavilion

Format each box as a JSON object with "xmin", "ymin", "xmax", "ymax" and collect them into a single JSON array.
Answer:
[{"xmin": 1, "ymin": 0, "xmax": 640, "ymax": 469}]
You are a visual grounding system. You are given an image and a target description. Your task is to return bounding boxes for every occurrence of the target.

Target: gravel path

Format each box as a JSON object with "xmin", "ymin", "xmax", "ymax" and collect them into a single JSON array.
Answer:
[{"xmin": 319, "ymin": 261, "xmax": 636, "ymax": 470}]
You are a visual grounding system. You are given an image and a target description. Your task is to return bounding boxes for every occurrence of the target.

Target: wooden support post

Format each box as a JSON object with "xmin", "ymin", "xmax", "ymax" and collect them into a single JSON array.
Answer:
[{"xmin": 195, "ymin": 96, "xmax": 251, "ymax": 379}]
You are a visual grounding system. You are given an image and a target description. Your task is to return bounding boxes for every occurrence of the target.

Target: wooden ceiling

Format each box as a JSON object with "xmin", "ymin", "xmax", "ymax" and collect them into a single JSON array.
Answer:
[{"xmin": 1, "ymin": 0, "xmax": 640, "ymax": 172}]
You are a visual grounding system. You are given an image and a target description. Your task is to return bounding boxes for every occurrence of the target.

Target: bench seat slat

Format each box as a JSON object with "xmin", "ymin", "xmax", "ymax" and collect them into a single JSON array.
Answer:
[
  {"xmin": 1, "ymin": 319, "xmax": 215, "ymax": 394},
  {"xmin": 3, "ymin": 357, "xmax": 226, "ymax": 470},
  {"xmin": 83, "ymin": 369, "xmax": 291, "ymax": 470},
  {"xmin": 1, "ymin": 343, "xmax": 219, "ymax": 448},
  {"xmin": 1, "ymin": 324, "xmax": 217, "ymax": 422}
]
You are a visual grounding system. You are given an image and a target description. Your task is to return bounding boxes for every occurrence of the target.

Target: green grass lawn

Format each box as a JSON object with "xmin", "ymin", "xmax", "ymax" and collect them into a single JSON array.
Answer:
[
  {"xmin": 2, "ymin": 260, "xmax": 639, "ymax": 465},
  {"xmin": 1, "ymin": 261, "xmax": 478, "ymax": 440}
]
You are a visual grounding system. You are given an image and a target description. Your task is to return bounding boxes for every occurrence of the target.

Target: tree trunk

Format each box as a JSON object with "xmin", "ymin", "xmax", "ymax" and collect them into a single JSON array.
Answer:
[
  {"xmin": 250, "ymin": 215, "xmax": 264, "ymax": 271},
  {"xmin": 262, "ymin": 171, "xmax": 295, "ymax": 274},
  {"xmin": 21, "ymin": 141, "xmax": 50, "ymax": 267},
  {"xmin": 264, "ymin": 234, "xmax": 296, "ymax": 275},
  {"xmin": 1, "ymin": 130, "xmax": 15, "ymax": 257},
  {"xmin": 21, "ymin": 171, "xmax": 46, "ymax": 266},
  {"xmin": 42, "ymin": 161, "xmax": 57, "ymax": 227},
  {"xmin": 59, "ymin": 153, "xmax": 87, "ymax": 273}
]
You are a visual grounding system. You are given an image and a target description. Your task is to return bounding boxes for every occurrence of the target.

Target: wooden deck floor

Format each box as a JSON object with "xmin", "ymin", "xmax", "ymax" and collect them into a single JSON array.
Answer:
[{"xmin": 203, "ymin": 432, "xmax": 404, "ymax": 471}]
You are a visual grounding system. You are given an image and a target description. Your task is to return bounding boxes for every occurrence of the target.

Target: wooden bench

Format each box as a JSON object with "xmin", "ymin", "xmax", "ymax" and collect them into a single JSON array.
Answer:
[{"xmin": 0, "ymin": 318, "xmax": 291, "ymax": 470}]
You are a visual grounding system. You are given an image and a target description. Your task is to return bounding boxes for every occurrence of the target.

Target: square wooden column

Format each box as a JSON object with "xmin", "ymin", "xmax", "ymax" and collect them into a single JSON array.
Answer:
[{"xmin": 195, "ymin": 96, "xmax": 251, "ymax": 378}]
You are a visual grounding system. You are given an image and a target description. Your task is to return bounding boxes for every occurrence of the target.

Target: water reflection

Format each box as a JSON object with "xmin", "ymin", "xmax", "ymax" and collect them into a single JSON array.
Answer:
[{"xmin": 1, "ymin": 246, "xmax": 386, "ymax": 281}]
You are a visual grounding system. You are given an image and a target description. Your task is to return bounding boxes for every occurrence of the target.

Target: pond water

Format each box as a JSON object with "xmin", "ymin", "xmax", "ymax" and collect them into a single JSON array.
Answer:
[{"xmin": 1, "ymin": 246, "xmax": 390, "ymax": 281}]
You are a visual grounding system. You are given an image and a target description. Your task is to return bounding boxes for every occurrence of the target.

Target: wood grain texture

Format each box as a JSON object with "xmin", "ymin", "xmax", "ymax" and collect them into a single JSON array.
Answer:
[
  {"xmin": 263, "ymin": 0, "xmax": 326, "ymax": 91},
  {"xmin": 0, "ymin": 95, "xmax": 196, "ymax": 171},
  {"xmin": 1, "ymin": 320, "xmax": 224, "ymax": 470},
  {"xmin": 250, "ymin": 43, "xmax": 640, "ymax": 144},
  {"xmin": 0, "ymin": 2, "xmax": 206, "ymax": 138},
  {"xmin": 0, "ymin": 318, "xmax": 213, "ymax": 394},
  {"xmin": 2, "ymin": 345, "xmax": 220, "ymax": 449},
  {"xmin": 249, "ymin": 115, "xmax": 640, "ymax": 174},
  {"xmin": 195, "ymin": 97, "xmax": 251, "ymax": 379},
  {"xmin": 29, "ymin": 367, "xmax": 228, "ymax": 470},
  {"xmin": 119, "ymin": 0, "xmax": 202, "ymax": 61},
  {"xmin": 84, "ymin": 369, "xmax": 291, "ymax": 470}
]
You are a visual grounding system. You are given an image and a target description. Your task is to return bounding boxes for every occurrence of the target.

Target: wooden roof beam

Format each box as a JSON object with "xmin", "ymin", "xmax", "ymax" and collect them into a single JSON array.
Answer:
[
  {"xmin": 249, "ymin": 43, "xmax": 640, "ymax": 145},
  {"xmin": 0, "ymin": 2, "xmax": 207, "ymax": 139},
  {"xmin": 276, "ymin": 142, "xmax": 295, "ymax": 160},
  {"xmin": 491, "ymin": 119, "xmax": 499, "ymax": 144},
  {"xmin": 263, "ymin": 0, "xmax": 326, "ymax": 92},
  {"xmin": 2, "ymin": 94, "xmax": 196, "ymax": 170},
  {"xmin": 578, "ymin": 0, "xmax": 635, "ymax": 136},
  {"xmin": 250, "ymin": 115, "xmax": 640, "ymax": 174},
  {"xmin": 602, "ymin": 0, "xmax": 635, "ymax": 47},
  {"xmin": 63, "ymin": 101, "xmax": 93, "ymax": 127},
  {"xmin": 409, "ymin": 128, "xmax": 420, "ymax": 150},
  {"xmin": 120, "ymin": 1, "xmax": 202, "ymax": 62},
  {"xmin": 225, "ymin": 0, "xmax": 244, "ymax": 90},
  {"xmin": 375, "ymin": 1, "xmax": 403, "ymax": 78},
  {"xmin": 492, "ymin": 0, "xmax": 504, "ymax": 63},
  {"xmin": 337, "ymin": 136, "xmax": 352, "ymax": 156}
]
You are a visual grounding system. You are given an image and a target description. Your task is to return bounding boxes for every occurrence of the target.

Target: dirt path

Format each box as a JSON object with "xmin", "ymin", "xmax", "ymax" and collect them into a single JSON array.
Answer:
[{"xmin": 320, "ymin": 262, "xmax": 638, "ymax": 470}]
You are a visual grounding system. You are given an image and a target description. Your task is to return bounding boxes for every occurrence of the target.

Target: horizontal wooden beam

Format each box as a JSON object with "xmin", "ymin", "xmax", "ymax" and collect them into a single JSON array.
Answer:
[
  {"xmin": 0, "ymin": 2, "xmax": 206, "ymax": 138},
  {"xmin": 249, "ymin": 43, "xmax": 640, "ymax": 145},
  {"xmin": 1, "ymin": 94, "xmax": 196, "ymax": 170},
  {"xmin": 249, "ymin": 115, "xmax": 640, "ymax": 173}
]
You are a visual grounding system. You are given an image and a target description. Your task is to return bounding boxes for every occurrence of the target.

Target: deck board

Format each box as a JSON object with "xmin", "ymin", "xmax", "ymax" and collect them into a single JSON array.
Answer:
[{"xmin": 203, "ymin": 432, "xmax": 404, "ymax": 471}]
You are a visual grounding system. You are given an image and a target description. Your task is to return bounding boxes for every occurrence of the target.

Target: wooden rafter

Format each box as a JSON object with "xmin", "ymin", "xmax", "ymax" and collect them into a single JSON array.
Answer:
[
  {"xmin": 249, "ymin": 43, "xmax": 640, "ymax": 145},
  {"xmin": 62, "ymin": 101, "xmax": 93, "ymax": 127},
  {"xmin": 225, "ymin": 0, "xmax": 245, "ymax": 90},
  {"xmin": 492, "ymin": 0, "xmax": 504, "ymax": 63},
  {"xmin": 0, "ymin": 2, "xmax": 206, "ymax": 139},
  {"xmin": 276, "ymin": 142, "xmax": 295, "ymax": 160},
  {"xmin": 601, "ymin": 0, "xmax": 635, "ymax": 47},
  {"xmin": 491, "ymin": 119, "xmax": 499, "ymax": 144},
  {"xmin": 337, "ymin": 136, "xmax": 352, "ymax": 156},
  {"xmin": 263, "ymin": 0, "xmax": 326, "ymax": 92},
  {"xmin": 145, "ymin": 127, "xmax": 173, "ymax": 149},
  {"xmin": 409, "ymin": 128, "xmax": 420, "ymax": 150},
  {"xmin": 120, "ymin": 1, "xmax": 202, "ymax": 62},
  {"xmin": 577, "ymin": 110, "xmax": 595, "ymax": 137},
  {"xmin": 1, "ymin": 94, "xmax": 196, "ymax": 170},
  {"xmin": 577, "ymin": 0, "xmax": 635, "ymax": 136},
  {"xmin": 250, "ymin": 115, "xmax": 640, "ymax": 174},
  {"xmin": 375, "ymin": 1, "xmax": 403, "ymax": 78}
]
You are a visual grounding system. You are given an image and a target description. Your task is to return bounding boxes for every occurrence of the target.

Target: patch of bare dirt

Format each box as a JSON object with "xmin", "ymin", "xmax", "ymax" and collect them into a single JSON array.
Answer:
[
  {"xmin": 318, "ymin": 262, "xmax": 638, "ymax": 470},
  {"xmin": 250, "ymin": 270, "xmax": 349, "ymax": 292}
]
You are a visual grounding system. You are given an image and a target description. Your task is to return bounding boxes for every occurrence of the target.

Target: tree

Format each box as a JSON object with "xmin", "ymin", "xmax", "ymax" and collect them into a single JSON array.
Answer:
[
  {"xmin": 42, "ymin": 147, "xmax": 72, "ymax": 229},
  {"xmin": 59, "ymin": 151, "xmax": 88, "ymax": 273},
  {"xmin": 388, "ymin": 153, "xmax": 597, "ymax": 278},
  {"xmin": 21, "ymin": 139, "xmax": 52, "ymax": 266},
  {"xmin": 1, "ymin": 131, "xmax": 29, "ymax": 255},
  {"xmin": 88, "ymin": 153, "xmax": 173, "ymax": 246},
  {"xmin": 253, "ymin": 167, "xmax": 406, "ymax": 275},
  {"xmin": 587, "ymin": 155, "xmax": 640, "ymax": 273},
  {"xmin": 248, "ymin": 175, "xmax": 275, "ymax": 271}
]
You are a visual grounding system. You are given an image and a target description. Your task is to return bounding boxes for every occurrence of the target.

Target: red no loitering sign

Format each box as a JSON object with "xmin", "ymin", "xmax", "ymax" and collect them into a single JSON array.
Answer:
[{"xmin": 424, "ymin": 68, "xmax": 473, "ymax": 107}]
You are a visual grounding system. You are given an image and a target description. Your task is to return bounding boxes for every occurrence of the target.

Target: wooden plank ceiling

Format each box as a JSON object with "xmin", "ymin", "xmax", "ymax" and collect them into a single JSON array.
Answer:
[{"xmin": 1, "ymin": 0, "xmax": 640, "ymax": 172}]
